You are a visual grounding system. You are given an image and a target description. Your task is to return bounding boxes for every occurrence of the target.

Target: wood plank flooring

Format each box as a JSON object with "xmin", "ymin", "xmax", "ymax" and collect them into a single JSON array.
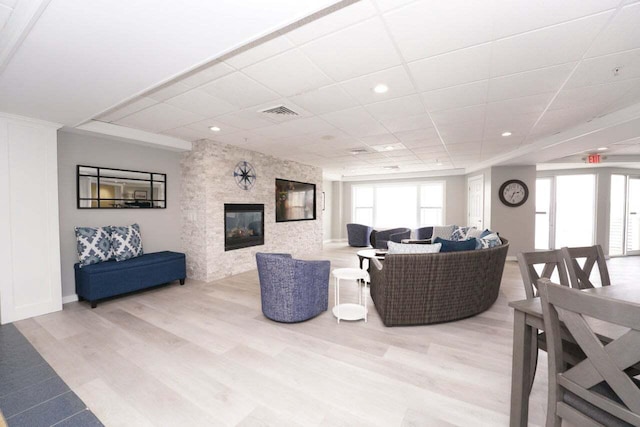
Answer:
[{"xmin": 14, "ymin": 245, "xmax": 639, "ymax": 426}]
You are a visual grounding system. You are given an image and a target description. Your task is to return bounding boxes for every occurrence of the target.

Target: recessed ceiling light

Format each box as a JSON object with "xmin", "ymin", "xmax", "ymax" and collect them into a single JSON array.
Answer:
[
  {"xmin": 501, "ymin": 131, "xmax": 512, "ymax": 137},
  {"xmin": 384, "ymin": 145, "xmax": 394, "ymax": 151},
  {"xmin": 373, "ymin": 84, "xmax": 389, "ymax": 94},
  {"xmin": 209, "ymin": 126, "xmax": 221, "ymax": 132},
  {"xmin": 597, "ymin": 147, "xmax": 608, "ymax": 151}
]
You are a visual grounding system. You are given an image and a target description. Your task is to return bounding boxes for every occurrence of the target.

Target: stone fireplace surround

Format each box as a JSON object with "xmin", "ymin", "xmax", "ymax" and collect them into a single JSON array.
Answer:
[{"xmin": 181, "ymin": 140, "xmax": 323, "ymax": 282}]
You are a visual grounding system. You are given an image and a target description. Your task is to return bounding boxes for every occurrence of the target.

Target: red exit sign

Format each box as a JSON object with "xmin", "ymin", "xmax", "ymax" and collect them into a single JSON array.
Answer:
[{"xmin": 587, "ymin": 153, "xmax": 601, "ymax": 164}]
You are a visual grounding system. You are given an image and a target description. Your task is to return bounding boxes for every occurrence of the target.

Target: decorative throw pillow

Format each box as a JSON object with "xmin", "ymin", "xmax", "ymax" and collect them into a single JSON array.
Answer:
[
  {"xmin": 110, "ymin": 223, "xmax": 144, "ymax": 262},
  {"xmin": 466, "ymin": 227, "xmax": 484, "ymax": 239},
  {"xmin": 75, "ymin": 226, "xmax": 113, "ymax": 267},
  {"xmin": 431, "ymin": 225, "xmax": 455, "ymax": 241},
  {"xmin": 476, "ymin": 232, "xmax": 502, "ymax": 249},
  {"xmin": 451, "ymin": 226, "xmax": 474, "ymax": 241},
  {"xmin": 387, "ymin": 241, "xmax": 442, "ymax": 254},
  {"xmin": 434, "ymin": 237, "xmax": 477, "ymax": 253}
]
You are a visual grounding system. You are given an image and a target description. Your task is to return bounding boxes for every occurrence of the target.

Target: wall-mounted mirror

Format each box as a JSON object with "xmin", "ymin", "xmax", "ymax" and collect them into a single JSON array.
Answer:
[{"xmin": 77, "ymin": 165, "xmax": 166, "ymax": 209}]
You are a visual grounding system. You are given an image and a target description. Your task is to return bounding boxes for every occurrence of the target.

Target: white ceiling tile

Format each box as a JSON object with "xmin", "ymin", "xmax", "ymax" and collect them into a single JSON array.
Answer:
[
  {"xmin": 147, "ymin": 82, "xmax": 191, "ymax": 102},
  {"xmin": 340, "ymin": 66, "xmax": 416, "ymax": 105},
  {"xmin": 566, "ymin": 48, "xmax": 640, "ymax": 88},
  {"xmin": 0, "ymin": 5, "xmax": 11, "ymax": 31},
  {"xmin": 213, "ymin": 109, "xmax": 276, "ymax": 130},
  {"xmin": 288, "ymin": 84, "xmax": 359, "ymax": 115},
  {"xmin": 225, "ymin": 37, "xmax": 295, "ymax": 69},
  {"xmin": 431, "ymin": 104, "xmax": 486, "ymax": 127},
  {"xmin": 301, "ymin": 17, "xmax": 402, "ymax": 81},
  {"xmin": 365, "ymin": 94, "xmax": 425, "ymax": 121},
  {"xmin": 98, "ymin": 97, "xmax": 158, "ymax": 122},
  {"xmin": 179, "ymin": 62, "xmax": 235, "ymax": 88},
  {"xmin": 380, "ymin": 112, "xmax": 435, "ymax": 133},
  {"xmin": 242, "ymin": 49, "xmax": 332, "ymax": 97},
  {"xmin": 394, "ymin": 127, "xmax": 441, "ymax": 144},
  {"xmin": 250, "ymin": 117, "xmax": 336, "ymax": 139},
  {"xmin": 492, "ymin": 0, "xmax": 619, "ymax": 40},
  {"xmin": 287, "ymin": 1, "xmax": 378, "ymax": 45},
  {"xmin": 116, "ymin": 103, "xmax": 204, "ymax": 132},
  {"xmin": 550, "ymin": 78, "xmax": 640, "ymax": 111},
  {"xmin": 0, "ymin": 0, "xmax": 17, "ymax": 8},
  {"xmin": 164, "ymin": 89, "xmax": 238, "ymax": 118},
  {"xmin": 200, "ymin": 72, "xmax": 279, "ymax": 108},
  {"xmin": 587, "ymin": 3, "xmax": 640, "ymax": 57},
  {"xmin": 408, "ymin": 44, "xmax": 492, "ymax": 92},
  {"xmin": 321, "ymin": 106, "xmax": 388, "ymax": 137},
  {"xmin": 490, "ymin": 12, "xmax": 613, "ymax": 76},
  {"xmin": 360, "ymin": 133, "xmax": 399, "ymax": 146},
  {"xmin": 184, "ymin": 118, "xmax": 242, "ymax": 135},
  {"xmin": 438, "ymin": 120, "xmax": 485, "ymax": 144},
  {"xmin": 208, "ymin": 131, "xmax": 264, "ymax": 147},
  {"xmin": 421, "ymin": 80, "xmax": 488, "ymax": 112},
  {"xmin": 384, "ymin": 0, "xmax": 493, "ymax": 62},
  {"xmin": 161, "ymin": 126, "xmax": 208, "ymax": 141},
  {"xmin": 488, "ymin": 63, "xmax": 576, "ymax": 102},
  {"xmin": 487, "ymin": 93, "xmax": 553, "ymax": 117},
  {"xmin": 374, "ymin": 0, "xmax": 415, "ymax": 12}
]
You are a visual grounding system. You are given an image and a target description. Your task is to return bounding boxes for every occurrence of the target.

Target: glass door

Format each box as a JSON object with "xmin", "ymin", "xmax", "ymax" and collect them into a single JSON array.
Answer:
[
  {"xmin": 627, "ymin": 177, "xmax": 640, "ymax": 255},
  {"xmin": 554, "ymin": 174, "xmax": 596, "ymax": 249},
  {"xmin": 609, "ymin": 175, "xmax": 626, "ymax": 256}
]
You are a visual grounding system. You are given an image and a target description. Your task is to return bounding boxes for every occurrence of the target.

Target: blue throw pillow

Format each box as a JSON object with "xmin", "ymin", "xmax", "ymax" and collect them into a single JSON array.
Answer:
[
  {"xmin": 75, "ymin": 226, "xmax": 113, "ymax": 267},
  {"xmin": 434, "ymin": 237, "xmax": 477, "ymax": 253},
  {"xmin": 110, "ymin": 223, "xmax": 144, "ymax": 261}
]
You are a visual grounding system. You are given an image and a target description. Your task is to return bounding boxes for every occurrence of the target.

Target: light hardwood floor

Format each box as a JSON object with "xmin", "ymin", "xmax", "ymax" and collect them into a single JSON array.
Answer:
[{"xmin": 14, "ymin": 245, "xmax": 638, "ymax": 426}]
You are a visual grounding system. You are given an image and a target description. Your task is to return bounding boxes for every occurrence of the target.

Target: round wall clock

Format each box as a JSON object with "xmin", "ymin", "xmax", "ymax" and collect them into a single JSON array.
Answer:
[
  {"xmin": 233, "ymin": 161, "xmax": 257, "ymax": 190},
  {"xmin": 499, "ymin": 179, "xmax": 529, "ymax": 207}
]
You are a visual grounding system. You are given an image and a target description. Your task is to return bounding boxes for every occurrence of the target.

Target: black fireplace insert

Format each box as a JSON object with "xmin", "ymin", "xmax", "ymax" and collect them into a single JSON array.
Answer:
[{"xmin": 224, "ymin": 204, "xmax": 264, "ymax": 251}]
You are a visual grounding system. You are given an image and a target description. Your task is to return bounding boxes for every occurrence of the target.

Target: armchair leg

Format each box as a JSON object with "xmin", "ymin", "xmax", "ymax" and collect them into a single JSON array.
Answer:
[
  {"xmin": 90, "ymin": 301, "xmax": 97, "ymax": 309},
  {"xmin": 179, "ymin": 278, "xmax": 185, "ymax": 285}
]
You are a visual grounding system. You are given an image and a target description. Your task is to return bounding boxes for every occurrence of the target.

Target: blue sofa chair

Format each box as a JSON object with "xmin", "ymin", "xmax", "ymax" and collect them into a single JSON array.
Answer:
[
  {"xmin": 75, "ymin": 251, "xmax": 186, "ymax": 308},
  {"xmin": 415, "ymin": 226, "xmax": 434, "ymax": 240},
  {"xmin": 346, "ymin": 223, "xmax": 373, "ymax": 247},
  {"xmin": 370, "ymin": 227, "xmax": 411, "ymax": 249},
  {"xmin": 255, "ymin": 253, "xmax": 330, "ymax": 323}
]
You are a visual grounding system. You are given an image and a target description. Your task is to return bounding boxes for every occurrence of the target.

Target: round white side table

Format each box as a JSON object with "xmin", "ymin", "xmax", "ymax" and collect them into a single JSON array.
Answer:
[{"xmin": 331, "ymin": 267, "xmax": 369, "ymax": 323}]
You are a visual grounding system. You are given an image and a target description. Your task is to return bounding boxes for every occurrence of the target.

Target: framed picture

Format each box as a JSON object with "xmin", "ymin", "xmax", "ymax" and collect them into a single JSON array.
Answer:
[{"xmin": 134, "ymin": 190, "xmax": 147, "ymax": 200}]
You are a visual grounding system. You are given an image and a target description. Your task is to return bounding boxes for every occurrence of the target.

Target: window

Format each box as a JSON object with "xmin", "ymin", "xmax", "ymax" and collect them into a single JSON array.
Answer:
[
  {"xmin": 352, "ymin": 181, "xmax": 445, "ymax": 228},
  {"xmin": 555, "ymin": 174, "xmax": 595, "ymax": 248}
]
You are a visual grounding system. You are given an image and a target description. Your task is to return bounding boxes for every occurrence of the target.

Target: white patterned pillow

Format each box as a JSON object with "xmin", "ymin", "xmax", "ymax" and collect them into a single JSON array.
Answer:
[
  {"xmin": 476, "ymin": 232, "xmax": 502, "ymax": 249},
  {"xmin": 431, "ymin": 225, "xmax": 454, "ymax": 241},
  {"xmin": 451, "ymin": 226, "xmax": 474, "ymax": 241},
  {"xmin": 110, "ymin": 223, "xmax": 144, "ymax": 261},
  {"xmin": 387, "ymin": 241, "xmax": 442, "ymax": 254},
  {"xmin": 466, "ymin": 227, "xmax": 483, "ymax": 239},
  {"xmin": 75, "ymin": 226, "xmax": 113, "ymax": 267}
]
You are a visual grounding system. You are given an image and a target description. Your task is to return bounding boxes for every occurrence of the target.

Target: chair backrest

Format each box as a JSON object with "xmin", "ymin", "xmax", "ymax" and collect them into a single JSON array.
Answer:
[
  {"xmin": 537, "ymin": 278, "xmax": 640, "ymax": 427},
  {"xmin": 561, "ymin": 245, "xmax": 611, "ymax": 289},
  {"xmin": 517, "ymin": 250, "xmax": 569, "ymax": 299}
]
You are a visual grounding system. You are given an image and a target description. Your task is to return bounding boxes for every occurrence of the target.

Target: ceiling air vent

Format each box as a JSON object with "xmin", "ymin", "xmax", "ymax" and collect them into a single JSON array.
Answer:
[{"xmin": 261, "ymin": 105, "xmax": 299, "ymax": 116}]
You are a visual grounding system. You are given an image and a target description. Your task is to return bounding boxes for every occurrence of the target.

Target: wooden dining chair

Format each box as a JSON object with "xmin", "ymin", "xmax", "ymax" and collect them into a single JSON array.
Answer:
[
  {"xmin": 561, "ymin": 245, "xmax": 611, "ymax": 290},
  {"xmin": 517, "ymin": 250, "xmax": 580, "ymax": 392},
  {"xmin": 537, "ymin": 278, "xmax": 640, "ymax": 427}
]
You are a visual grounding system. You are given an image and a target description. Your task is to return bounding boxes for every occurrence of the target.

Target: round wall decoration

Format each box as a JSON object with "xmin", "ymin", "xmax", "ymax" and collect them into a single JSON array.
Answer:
[
  {"xmin": 233, "ymin": 161, "xmax": 257, "ymax": 190},
  {"xmin": 498, "ymin": 179, "xmax": 529, "ymax": 207}
]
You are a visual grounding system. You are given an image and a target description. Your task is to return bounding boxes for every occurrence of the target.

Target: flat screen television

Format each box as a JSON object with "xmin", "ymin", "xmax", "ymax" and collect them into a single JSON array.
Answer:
[{"xmin": 275, "ymin": 178, "xmax": 316, "ymax": 222}]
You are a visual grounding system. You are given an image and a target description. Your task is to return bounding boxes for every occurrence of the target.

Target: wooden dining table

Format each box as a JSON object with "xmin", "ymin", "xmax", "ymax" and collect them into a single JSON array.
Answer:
[{"xmin": 509, "ymin": 283, "xmax": 639, "ymax": 427}]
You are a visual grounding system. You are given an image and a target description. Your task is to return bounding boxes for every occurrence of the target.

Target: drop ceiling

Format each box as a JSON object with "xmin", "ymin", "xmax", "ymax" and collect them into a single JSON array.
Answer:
[{"xmin": 2, "ymin": 0, "xmax": 640, "ymax": 178}]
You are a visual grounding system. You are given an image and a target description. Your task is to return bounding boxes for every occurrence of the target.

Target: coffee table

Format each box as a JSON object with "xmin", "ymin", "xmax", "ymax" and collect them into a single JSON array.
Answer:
[{"xmin": 356, "ymin": 249, "xmax": 386, "ymax": 271}]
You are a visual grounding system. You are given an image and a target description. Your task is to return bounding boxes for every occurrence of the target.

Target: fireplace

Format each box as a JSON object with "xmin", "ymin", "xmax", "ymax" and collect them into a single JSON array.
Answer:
[{"xmin": 224, "ymin": 204, "xmax": 264, "ymax": 251}]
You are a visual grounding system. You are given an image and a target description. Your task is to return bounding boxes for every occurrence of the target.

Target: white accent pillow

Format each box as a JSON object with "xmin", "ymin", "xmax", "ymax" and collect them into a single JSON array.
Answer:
[
  {"xmin": 387, "ymin": 241, "xmax": 442, "ymax": 254},
  {"xmin": 466, "ymin": 227, "xmax": 483, "ymax": 239},
  {"xmin": 431, "ymin": 225, "xmax": 454, "ymax": 241}
]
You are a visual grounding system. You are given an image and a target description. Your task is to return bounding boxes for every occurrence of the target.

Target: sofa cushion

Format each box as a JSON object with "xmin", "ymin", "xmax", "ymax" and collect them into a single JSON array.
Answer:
[
  {"xmin": 110, "ymin": 223, "xmax": 144, "ymax": 261},
  {"xmin": 78, "ymin": 251, "xmax": 184, "ymax": 273},
  {"xmin": 451, "ymin": 226, "xmax": 474, "ymax": 241},
  {"xmin": 434, "ymin": 237, "xmax": 477, "ymax": 252},
  {"xmin": 477, "ymin": 232, "xmax": 502, "ymax": 249},
  {"xmin": 431, "ymin": 225, "xmax": 455, "ymax": 241},
  {"xmin": 75, "ymin": 226, "xmax": 113, "ymax": 267},
  {"xmin": 388, "ymin": 241, "xmax": 442, "ymax": 254},
  {"xmin": 466, "ymin": 227, "xmax": 484, "ymax": 239}
]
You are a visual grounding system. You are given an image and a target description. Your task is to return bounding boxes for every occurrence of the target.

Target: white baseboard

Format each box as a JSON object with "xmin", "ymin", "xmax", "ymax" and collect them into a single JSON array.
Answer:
[
  {"xmin": 506, "ymin": 255, "xmax": 517, "ymax": 262},
  {"xmin": 62, "ymin": 294, "xmax": 79, "ymax": 304},
  {"xmin": 323, "ymin": 238, "xmax": 348, "ymax": 244}
]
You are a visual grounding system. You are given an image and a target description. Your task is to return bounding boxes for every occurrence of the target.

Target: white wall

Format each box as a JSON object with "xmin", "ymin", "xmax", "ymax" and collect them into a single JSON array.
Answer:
[
  {"xmin": 0, "ymin": 114, "xmax": 62, "ymax": 324},
  {"xmin": 57, "ymin": 131, "xmax": 183, "ymax": 299},
  {"xmin": 336, "ymin": 174, "xmax": 467, "ymax": 240},
  {"xmin": 489, "ymin": 166, "xmax": 537, "ymax": 257}
]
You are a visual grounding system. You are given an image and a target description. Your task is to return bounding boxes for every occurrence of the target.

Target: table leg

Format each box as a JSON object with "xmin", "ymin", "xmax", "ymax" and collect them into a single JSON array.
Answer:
[
  {"xmin": 336, "ymin": 276, "xmax": 340, "ymax": 324},
  {"xmin": 364, "ymin": 279, "xmax": 368, "ymax": 323},
  {"xmin": 510, "ymin": 310, "xmax": 533, "ymax": 427}
]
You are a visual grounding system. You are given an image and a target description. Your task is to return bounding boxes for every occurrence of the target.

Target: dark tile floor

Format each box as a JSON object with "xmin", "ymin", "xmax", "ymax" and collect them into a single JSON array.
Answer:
[{"xmin": 0, "ymin": 324, "xmax": 103, "ymax": 426}]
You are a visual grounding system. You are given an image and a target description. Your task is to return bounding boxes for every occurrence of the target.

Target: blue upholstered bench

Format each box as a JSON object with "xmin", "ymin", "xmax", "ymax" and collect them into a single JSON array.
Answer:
[{"xmin": 74, "ymin": 251, "xmax": 186, "ymax": 308}]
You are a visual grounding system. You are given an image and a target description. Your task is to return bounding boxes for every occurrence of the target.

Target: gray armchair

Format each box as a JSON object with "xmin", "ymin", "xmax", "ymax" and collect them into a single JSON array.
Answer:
[
  {"xmin": 370, "ymin": 227, "xmax": 411, "ymax": 249},
  {"xmin": 346, "ymin": 223, "xmax": 373, "ymax": 247},
  {"xmin": 255, "ymin": 253, "xmax": 330, "ymax": 323}
]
